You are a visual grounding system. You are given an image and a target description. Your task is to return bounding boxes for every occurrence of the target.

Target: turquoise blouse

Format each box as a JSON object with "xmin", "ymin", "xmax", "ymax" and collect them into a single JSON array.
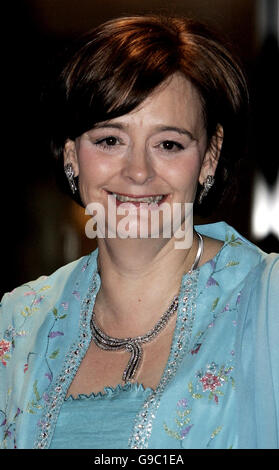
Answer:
[
  {"xmin": 0, "ymin": 222, "xmax": 278, "ymax": 449},
  {"xmin": 50, "ymin": 384, "xmax": 153, "ymax": 449}
]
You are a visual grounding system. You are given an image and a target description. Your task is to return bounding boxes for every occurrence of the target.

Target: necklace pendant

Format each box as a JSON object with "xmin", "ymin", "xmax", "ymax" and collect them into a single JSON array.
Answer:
[{"xmin": 122, "ymin": 341, "xmax": 143, "ymax": 383}]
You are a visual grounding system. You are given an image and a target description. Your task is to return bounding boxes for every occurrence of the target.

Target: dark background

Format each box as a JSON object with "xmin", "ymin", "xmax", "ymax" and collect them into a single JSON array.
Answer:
[{"xmin": 1, "ymin": 0, "xmax": 278, "ymax": 297}]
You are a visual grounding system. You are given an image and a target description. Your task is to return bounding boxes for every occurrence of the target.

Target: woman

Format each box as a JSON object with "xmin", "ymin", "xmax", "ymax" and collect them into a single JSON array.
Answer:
[{"xmin": 1, "ymin": 15, "xmax": 278, "ymax": 449}]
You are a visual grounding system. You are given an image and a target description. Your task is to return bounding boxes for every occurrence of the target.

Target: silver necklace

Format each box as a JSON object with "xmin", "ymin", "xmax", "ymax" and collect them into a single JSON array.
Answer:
[{"xmin": 90, "ymin": 232, "xmax": 203, "ymax": 383}]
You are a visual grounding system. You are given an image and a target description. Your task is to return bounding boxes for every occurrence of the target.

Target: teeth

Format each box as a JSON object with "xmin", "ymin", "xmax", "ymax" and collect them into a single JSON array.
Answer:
[{"xmin": 111, "ymin": 193, "xmax": 165, "ymax": 203}]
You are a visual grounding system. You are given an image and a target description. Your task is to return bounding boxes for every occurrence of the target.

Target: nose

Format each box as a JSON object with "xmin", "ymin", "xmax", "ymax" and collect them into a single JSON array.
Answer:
[{"xmin": 121, "ymin": 146, "xmax": 155, "ymax": 185}]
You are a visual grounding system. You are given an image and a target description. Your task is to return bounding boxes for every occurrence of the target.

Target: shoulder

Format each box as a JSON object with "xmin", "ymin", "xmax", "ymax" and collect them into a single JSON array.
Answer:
[
  {"xmin": 0, "ymin": 250, "xmax": 98, "ymax": 328},
  {"xmin": 196, "ymin": 220, "xmax": 277, "ymax": 275},
  {"xmin": 194, "ymin": 221, "xmax": 278, "ymax": 318}
]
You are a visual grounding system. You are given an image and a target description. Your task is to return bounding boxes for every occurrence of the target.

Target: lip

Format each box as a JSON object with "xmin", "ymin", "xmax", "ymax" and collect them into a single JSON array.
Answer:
[
  {"xmin": 106, "ymin": 191, "xmax": 167, "ymax": 198},
  {"xmin": 105, "ymin": 190, "xmax": 170, "ymax": 207}
]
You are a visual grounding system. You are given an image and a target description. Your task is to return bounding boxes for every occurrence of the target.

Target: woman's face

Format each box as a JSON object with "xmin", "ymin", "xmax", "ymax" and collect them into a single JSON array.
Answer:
[{"xmin": 64, "ymin": 73, "xmax": 221, "ymax": 238}]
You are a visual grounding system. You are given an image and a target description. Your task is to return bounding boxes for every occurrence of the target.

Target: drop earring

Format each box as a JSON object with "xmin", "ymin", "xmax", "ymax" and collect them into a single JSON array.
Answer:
[
  {"xmin": 64, "ymin": 163, "xmax": 77, "ymax": 194},
  {"xmin": 198, "ymin": 175, "xmax": 215, "ymax": 204}
]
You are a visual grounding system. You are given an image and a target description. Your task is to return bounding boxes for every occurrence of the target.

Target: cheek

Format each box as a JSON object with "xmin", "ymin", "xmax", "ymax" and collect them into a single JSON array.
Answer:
[
  {"xmin": 77, "ymin": 147, "xmax": 115, "ymax": 186},
  {"xmin": 164, "ymin": 153, "xmax": 202, "ymax": 191}
]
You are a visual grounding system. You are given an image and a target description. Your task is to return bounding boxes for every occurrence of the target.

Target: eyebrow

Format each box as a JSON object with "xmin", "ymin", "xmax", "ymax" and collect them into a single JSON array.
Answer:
[
  {"xmin": 92, "ymin": 122, "xmax": 195, "ymax": 140},
  {"xmin": 155, "ymin": 125, "xmax": 195, "ymax": 140}
]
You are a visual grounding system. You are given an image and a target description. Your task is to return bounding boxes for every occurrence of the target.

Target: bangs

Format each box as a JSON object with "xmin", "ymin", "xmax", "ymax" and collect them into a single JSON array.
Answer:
[{"xmin": 62, "ymin": 17, "xmax": 181, "ymax": 140}]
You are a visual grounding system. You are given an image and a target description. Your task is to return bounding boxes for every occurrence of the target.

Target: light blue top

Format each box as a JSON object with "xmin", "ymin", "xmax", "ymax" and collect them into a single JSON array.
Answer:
[
  {"xmin": 1, "ymin": 222, "xmax": 278, "ymax": 449},
  {"xmin": 50, "ymin": 384, "xmax": 153, "ymax": 449}
]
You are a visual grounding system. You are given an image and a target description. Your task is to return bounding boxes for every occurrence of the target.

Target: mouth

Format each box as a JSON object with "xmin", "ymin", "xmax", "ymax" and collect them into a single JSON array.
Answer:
[{"xmin": 106, "ymin": 191, "xmax": 169, "ymax": 205}]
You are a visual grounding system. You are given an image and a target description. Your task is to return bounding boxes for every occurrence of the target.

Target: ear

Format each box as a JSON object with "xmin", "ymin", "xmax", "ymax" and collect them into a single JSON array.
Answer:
[
  {"xmin": 63, "ymin": 139, "xmax": 79, "ymax": 177},
  {"xmin": 199, "ymin": 125, "xmax": 224, "ymax": 185}
]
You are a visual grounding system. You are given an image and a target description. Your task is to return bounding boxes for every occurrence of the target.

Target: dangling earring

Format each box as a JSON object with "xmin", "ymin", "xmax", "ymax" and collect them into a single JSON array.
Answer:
[
  {"xmin": 64, "ymin": 163, "xmax": 77, "ymax": 194},
  {"xmin": 198, "ymin": 175, "xmax": 215, "ymax": 204}
]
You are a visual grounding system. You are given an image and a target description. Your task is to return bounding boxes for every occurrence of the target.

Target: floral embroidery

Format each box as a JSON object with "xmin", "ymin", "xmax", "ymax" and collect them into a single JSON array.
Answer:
[
  {"xmin": 190, "ymin": 290, "xmax": 237, "ymax": 355},
  {"xmin": 25, "ymin": 306, "xmax": 68, "ymax": 415},
  {"xmin": 162, "ymin": 234, "xmax": 241, "ymax": 445},
  {"xmin": 206, "ymin": 276, "xmax": 219, "ymax": 287},
  {"xmin": 191, "ymin": 343, "xmax": 202, "ymax": 355},
  {"xmin": 24, "ymin": 290, "xmax": 36, "ymax": 296},
  {"xmin": 72, "ymin": 290, "xmax": 80, "ymax": 300},
  {"xmin": 221, "ymin": 304, "xmax": 230, "ymax": 313},
  {"xmin": 211, "ymin": 297, "xmax": 219, "ymax": 311},
  {"xmin": 204, "ymin": 238, "xmax": 241, "ymax": 289},
  {"xmin": 21, "ymin": 306, "xmax": 39, "ymax": 318},
  {"xmin": 27, "ymin": 380, "xmax": 44, "ymax": 415},
  {"xmin": 49, "ymin": 349, "xmax": 60, "ymax": 360},
  {"xmin": 48, "ymin": 331, "xmax": 64, "ymax": 339},
  {"xmin": 225, "ymin": 233, "xmax": 243, "ymax": 247},
  {"xmin": 0, "ymin": 407, "xmax": 22, "ymax": 448},
  {"xmin": 0, "ymin": 339, "xmax": 11, "ymax": 366},
  {"xmin": 236, "ymin": 291, "xmax": 242, "ymax": 304},
  {"xmin": 20, "ymin": 285, "xmax": 51, "ymax": 318},
  {"xmin": 164, "ymin": 361, "xmax": 235, "ymax": 441},
  {"xmin": 33, "ymin": 296, "xmax": 45, "ymax": 305},
  {"xmin": 0, "ymin": 325, "xmax": 27, "ymax": 368},
  {"xmin": 200, "ymin": 372, "xmax": 221, "ymax": 392},
  {"xmin": 163, "ymin": 397, "xmax": 194, "ymax": 441},
  {"xmin": 195, "ymin": 362, "xmax": 235, "ymax": 404},
  {"xmin": 52, "ymin": 307, "xmax": 67, "ymax": 321},
  {"xmin": 39, "ymin": 285, "xmax": 51, "ymax": 292},
  {"xmin": 207, "ymin": 426, "xmax": 223, "ymax": 447}
]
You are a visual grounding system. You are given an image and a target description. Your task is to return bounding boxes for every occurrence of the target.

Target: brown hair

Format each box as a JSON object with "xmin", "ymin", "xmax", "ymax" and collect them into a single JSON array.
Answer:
[{"xmin": 48, "ymin": 14, "xmax": 249, "ymax": 212}]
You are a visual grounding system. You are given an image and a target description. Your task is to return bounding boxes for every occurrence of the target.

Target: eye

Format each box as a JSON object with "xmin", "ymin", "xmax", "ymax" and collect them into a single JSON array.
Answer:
[
  {"xmin": 159, "ymin": 140, "xmax": 184, "ymax": 152},
  {"xmin": 95, "ymin": 136, "xmax": 119, "ymax": 149}
]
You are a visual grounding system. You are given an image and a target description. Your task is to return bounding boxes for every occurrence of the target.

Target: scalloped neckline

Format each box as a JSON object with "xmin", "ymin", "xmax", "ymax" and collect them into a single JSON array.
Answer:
[{"xmin": 65, "ymin": 381, "xmax": 154, "ymax": 401}]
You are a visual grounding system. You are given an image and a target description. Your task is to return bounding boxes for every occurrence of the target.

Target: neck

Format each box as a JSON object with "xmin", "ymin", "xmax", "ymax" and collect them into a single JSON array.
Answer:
[{"xmin": 94, "ymin": 233, "xmax": 199, "ymax": 336}]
